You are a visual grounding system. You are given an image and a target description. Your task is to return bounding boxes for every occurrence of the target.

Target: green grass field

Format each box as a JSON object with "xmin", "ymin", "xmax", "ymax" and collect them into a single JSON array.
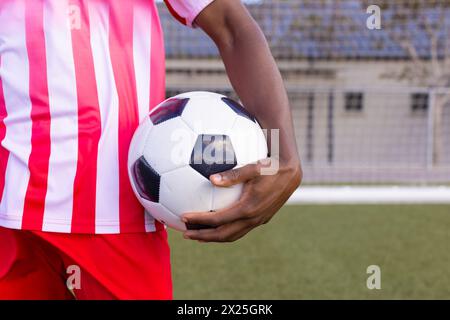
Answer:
[{"xmin": 168, "ymin": 204, "xmax": 450, "ymax": 299}]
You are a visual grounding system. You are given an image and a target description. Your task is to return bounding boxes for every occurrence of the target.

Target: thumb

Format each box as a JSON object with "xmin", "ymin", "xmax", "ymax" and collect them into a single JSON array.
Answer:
[{"xmin": 210, "ymin": 163, "xmax": 261, "ymax": 187}]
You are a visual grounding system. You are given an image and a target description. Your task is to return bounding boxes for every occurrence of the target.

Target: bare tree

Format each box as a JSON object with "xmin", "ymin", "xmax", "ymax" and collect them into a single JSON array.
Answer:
[
  {"xmin": 365, "ymin": 0, "xmax": 450, "ymax": 165},
  {"xmin": 262, "ymin": 0, "xmax": 448, "ymax": 164},
  {"xmin": 280, "ymin": 0, "xmax": 449, "ymax": 164}
]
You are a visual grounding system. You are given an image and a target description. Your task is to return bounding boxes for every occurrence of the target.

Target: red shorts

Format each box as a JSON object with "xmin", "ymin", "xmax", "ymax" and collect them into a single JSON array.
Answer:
[{"xmin": 0, "ymin": 226, "xmax": 172, "ymax": 300}]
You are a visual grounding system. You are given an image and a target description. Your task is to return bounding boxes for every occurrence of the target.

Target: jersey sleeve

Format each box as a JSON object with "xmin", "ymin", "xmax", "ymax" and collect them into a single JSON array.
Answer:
[{"xmin": 164, "ymin": 0, "xmax": 215, "ymax": 27}]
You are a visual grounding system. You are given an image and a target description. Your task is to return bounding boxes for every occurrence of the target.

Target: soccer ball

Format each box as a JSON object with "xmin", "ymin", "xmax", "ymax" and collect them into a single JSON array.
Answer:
[{"xmin": 128, "ymin": 91, "xmax": 268, "ymax": 231}]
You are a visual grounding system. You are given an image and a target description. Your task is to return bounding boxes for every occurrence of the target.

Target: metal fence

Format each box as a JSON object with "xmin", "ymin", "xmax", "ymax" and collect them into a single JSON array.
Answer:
[
  {"xmin": 158, "ymin": 0, "xmax": 450, "ymax": 186},
  {"xmin": 289, "ymin": 88, "xmax": 450, "ymax": 185}
]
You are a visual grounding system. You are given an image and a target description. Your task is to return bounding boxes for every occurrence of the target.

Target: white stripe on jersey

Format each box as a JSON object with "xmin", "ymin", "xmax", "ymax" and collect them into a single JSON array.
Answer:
[
  {"xmin": 133, "ymin": 2, "xmax": 156, "ymax": 232},
  {"xmin": 133, "ymin": 3, "xmax": 152, "ymax": 123},
  {"xmin": 0, "ymin": 0, "xmax": 32, "ymax": 229},
  {"xmin": 42, "ymin": 0, "xmax": 79, "ymax": 232},
  {"xmin": 89, "ymin": 1, "xmax": 121, "ymax": 234}
]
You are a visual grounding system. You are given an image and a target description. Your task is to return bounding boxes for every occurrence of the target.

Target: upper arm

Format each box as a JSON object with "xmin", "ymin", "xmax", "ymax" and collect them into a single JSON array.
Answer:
[
  {"xmin": 193, "ymin": 0, "xmax": 259, "ymax": 48},
  {"xmin": 164, "ymin": 0, "xmax": 260, "ymax": 48}
]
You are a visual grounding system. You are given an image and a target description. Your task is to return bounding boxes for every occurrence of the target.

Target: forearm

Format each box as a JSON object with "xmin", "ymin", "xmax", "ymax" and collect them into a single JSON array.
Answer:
[
  {"xmin": 218, "ymin": 22, "xmax": 299, "ymax": 165},
  {"xmin": 197, "ymin": 4, "xmax": 299, "ymax": 167}
]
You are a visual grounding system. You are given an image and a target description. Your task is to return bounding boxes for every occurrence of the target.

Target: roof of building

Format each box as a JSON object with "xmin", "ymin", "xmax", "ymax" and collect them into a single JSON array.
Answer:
[{"xmin": 158, "ymin": 1, "xmax": 449, "ymax": 60}]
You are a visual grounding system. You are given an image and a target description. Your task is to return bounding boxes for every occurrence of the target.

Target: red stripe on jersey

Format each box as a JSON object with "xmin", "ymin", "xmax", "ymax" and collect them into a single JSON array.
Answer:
[
  {"xmin": 70, "ymin": 0, "xmax": 102, "ymax": 233},
  {"xmin": 0, "ymin": 56, "xmax": 9, "ymax": 200},
  {"xmin": 21, "ymin": 1, "xmax": 51, "ymax": 230},
  {"xmin": 108, "ymin": 2, "xmax": 145, "ymax": 233},
  {"xmin": 163, "ymin": 1, "xmax": 188, "ymax": 26}
]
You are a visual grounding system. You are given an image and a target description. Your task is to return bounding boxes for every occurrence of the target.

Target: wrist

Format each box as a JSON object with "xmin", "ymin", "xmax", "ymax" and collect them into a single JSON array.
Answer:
[{"xmin": 279, "ymin": 155, "xmax": 303, "ymax": 188}]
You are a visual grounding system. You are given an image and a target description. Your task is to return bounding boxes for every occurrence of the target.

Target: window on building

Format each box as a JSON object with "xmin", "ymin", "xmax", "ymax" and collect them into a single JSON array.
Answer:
[
  {"xmin": 344, "ymin": 92, "xmax": 364, "ymax": 112},
  {"xmin": 411, "ymin": 93, "xmax": 429, "ymax": 112}
]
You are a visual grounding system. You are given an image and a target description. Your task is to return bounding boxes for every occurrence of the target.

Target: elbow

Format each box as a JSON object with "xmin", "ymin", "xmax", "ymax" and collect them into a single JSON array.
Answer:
[
  {"xmin": 196, "ymin": 1, "xmax": 266, "ymax": 53},
  {"xmin": 213, "ymin": 15, "xmax": 264, "ymax": 53},
  {"xmin": 210, "ymin": 17, "xmax": 239, "ymax": 51},
  {"xmin": 291, "ymin": 162, "xmax": 303, "ymax": 190}
]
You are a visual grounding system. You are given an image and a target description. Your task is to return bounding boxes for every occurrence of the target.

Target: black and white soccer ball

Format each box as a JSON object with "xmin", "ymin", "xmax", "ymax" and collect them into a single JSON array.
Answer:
[{"xmin": 128, "ymin": 91, "xmax": 268, "ymax": 231}]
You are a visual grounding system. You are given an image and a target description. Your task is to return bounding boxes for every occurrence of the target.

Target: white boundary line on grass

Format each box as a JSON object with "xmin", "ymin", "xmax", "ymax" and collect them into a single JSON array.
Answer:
[{"xmin": 288, "ymin": 186, "xmax": 450, "ymax": 204}]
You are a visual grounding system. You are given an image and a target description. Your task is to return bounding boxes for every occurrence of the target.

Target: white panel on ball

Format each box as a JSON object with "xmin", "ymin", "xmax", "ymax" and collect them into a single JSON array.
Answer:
[
  {"xmin": 226, "ymin": 116, "xmax": 268, "ymax": 165},
  {"xmin": 254, "ymin": 120, "xmax": 268, "ymax": 160},
  {"xmin": 174, "ymin": 91, "xmax": 225, "ymax": 100},
  {"xmin": 144, "ymin": 117, "xmax": 197, "ymax": 175},
  {"xmin": 212, "ymin": 183, "xmax": 243, "ymax": 211},
  {"xmin": 141, "ymin": 199, "xmax": 187, "ymax": 231},
  {"xmin": 159, "ymin": 166, "xmax": 213, "ymax": 216},
  {"xmin": 128, "ymin": 116, "xmax": 153, "ymax": 169},
  {"xmin": 181, "ymin": 93, "xmax": 237, "ymax": 135}
]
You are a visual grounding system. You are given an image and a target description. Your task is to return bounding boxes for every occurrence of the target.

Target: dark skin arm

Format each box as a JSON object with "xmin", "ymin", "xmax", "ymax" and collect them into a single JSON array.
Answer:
[{"xmin": 182, "ymin": 0, "xmax": 302, "ymax": 242}]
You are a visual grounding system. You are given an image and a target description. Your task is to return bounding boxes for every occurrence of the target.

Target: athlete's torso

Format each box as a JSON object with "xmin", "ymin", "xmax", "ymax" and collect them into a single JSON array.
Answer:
[{"xmin": 0, "ymin": 0, "xmax": 166, "ymax": 233}]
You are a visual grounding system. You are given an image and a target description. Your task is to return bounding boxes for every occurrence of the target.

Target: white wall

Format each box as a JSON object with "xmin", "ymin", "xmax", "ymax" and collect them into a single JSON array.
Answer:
[{"xmin": 166, "ymin": 59, "xmax": 450, "ymax": 184}]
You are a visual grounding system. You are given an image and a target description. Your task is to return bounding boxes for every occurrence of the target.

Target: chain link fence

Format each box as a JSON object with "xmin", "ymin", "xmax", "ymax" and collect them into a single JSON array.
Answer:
[{"xmin": 158, "ymin": 0, "xmax": 450, "ymax": 185}]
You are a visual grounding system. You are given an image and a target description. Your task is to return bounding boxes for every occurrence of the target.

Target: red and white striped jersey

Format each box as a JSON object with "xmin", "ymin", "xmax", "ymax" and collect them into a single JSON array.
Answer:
[{"xmin": 0, "ymin": 0, "xmax": 214, "ymax": 234}]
